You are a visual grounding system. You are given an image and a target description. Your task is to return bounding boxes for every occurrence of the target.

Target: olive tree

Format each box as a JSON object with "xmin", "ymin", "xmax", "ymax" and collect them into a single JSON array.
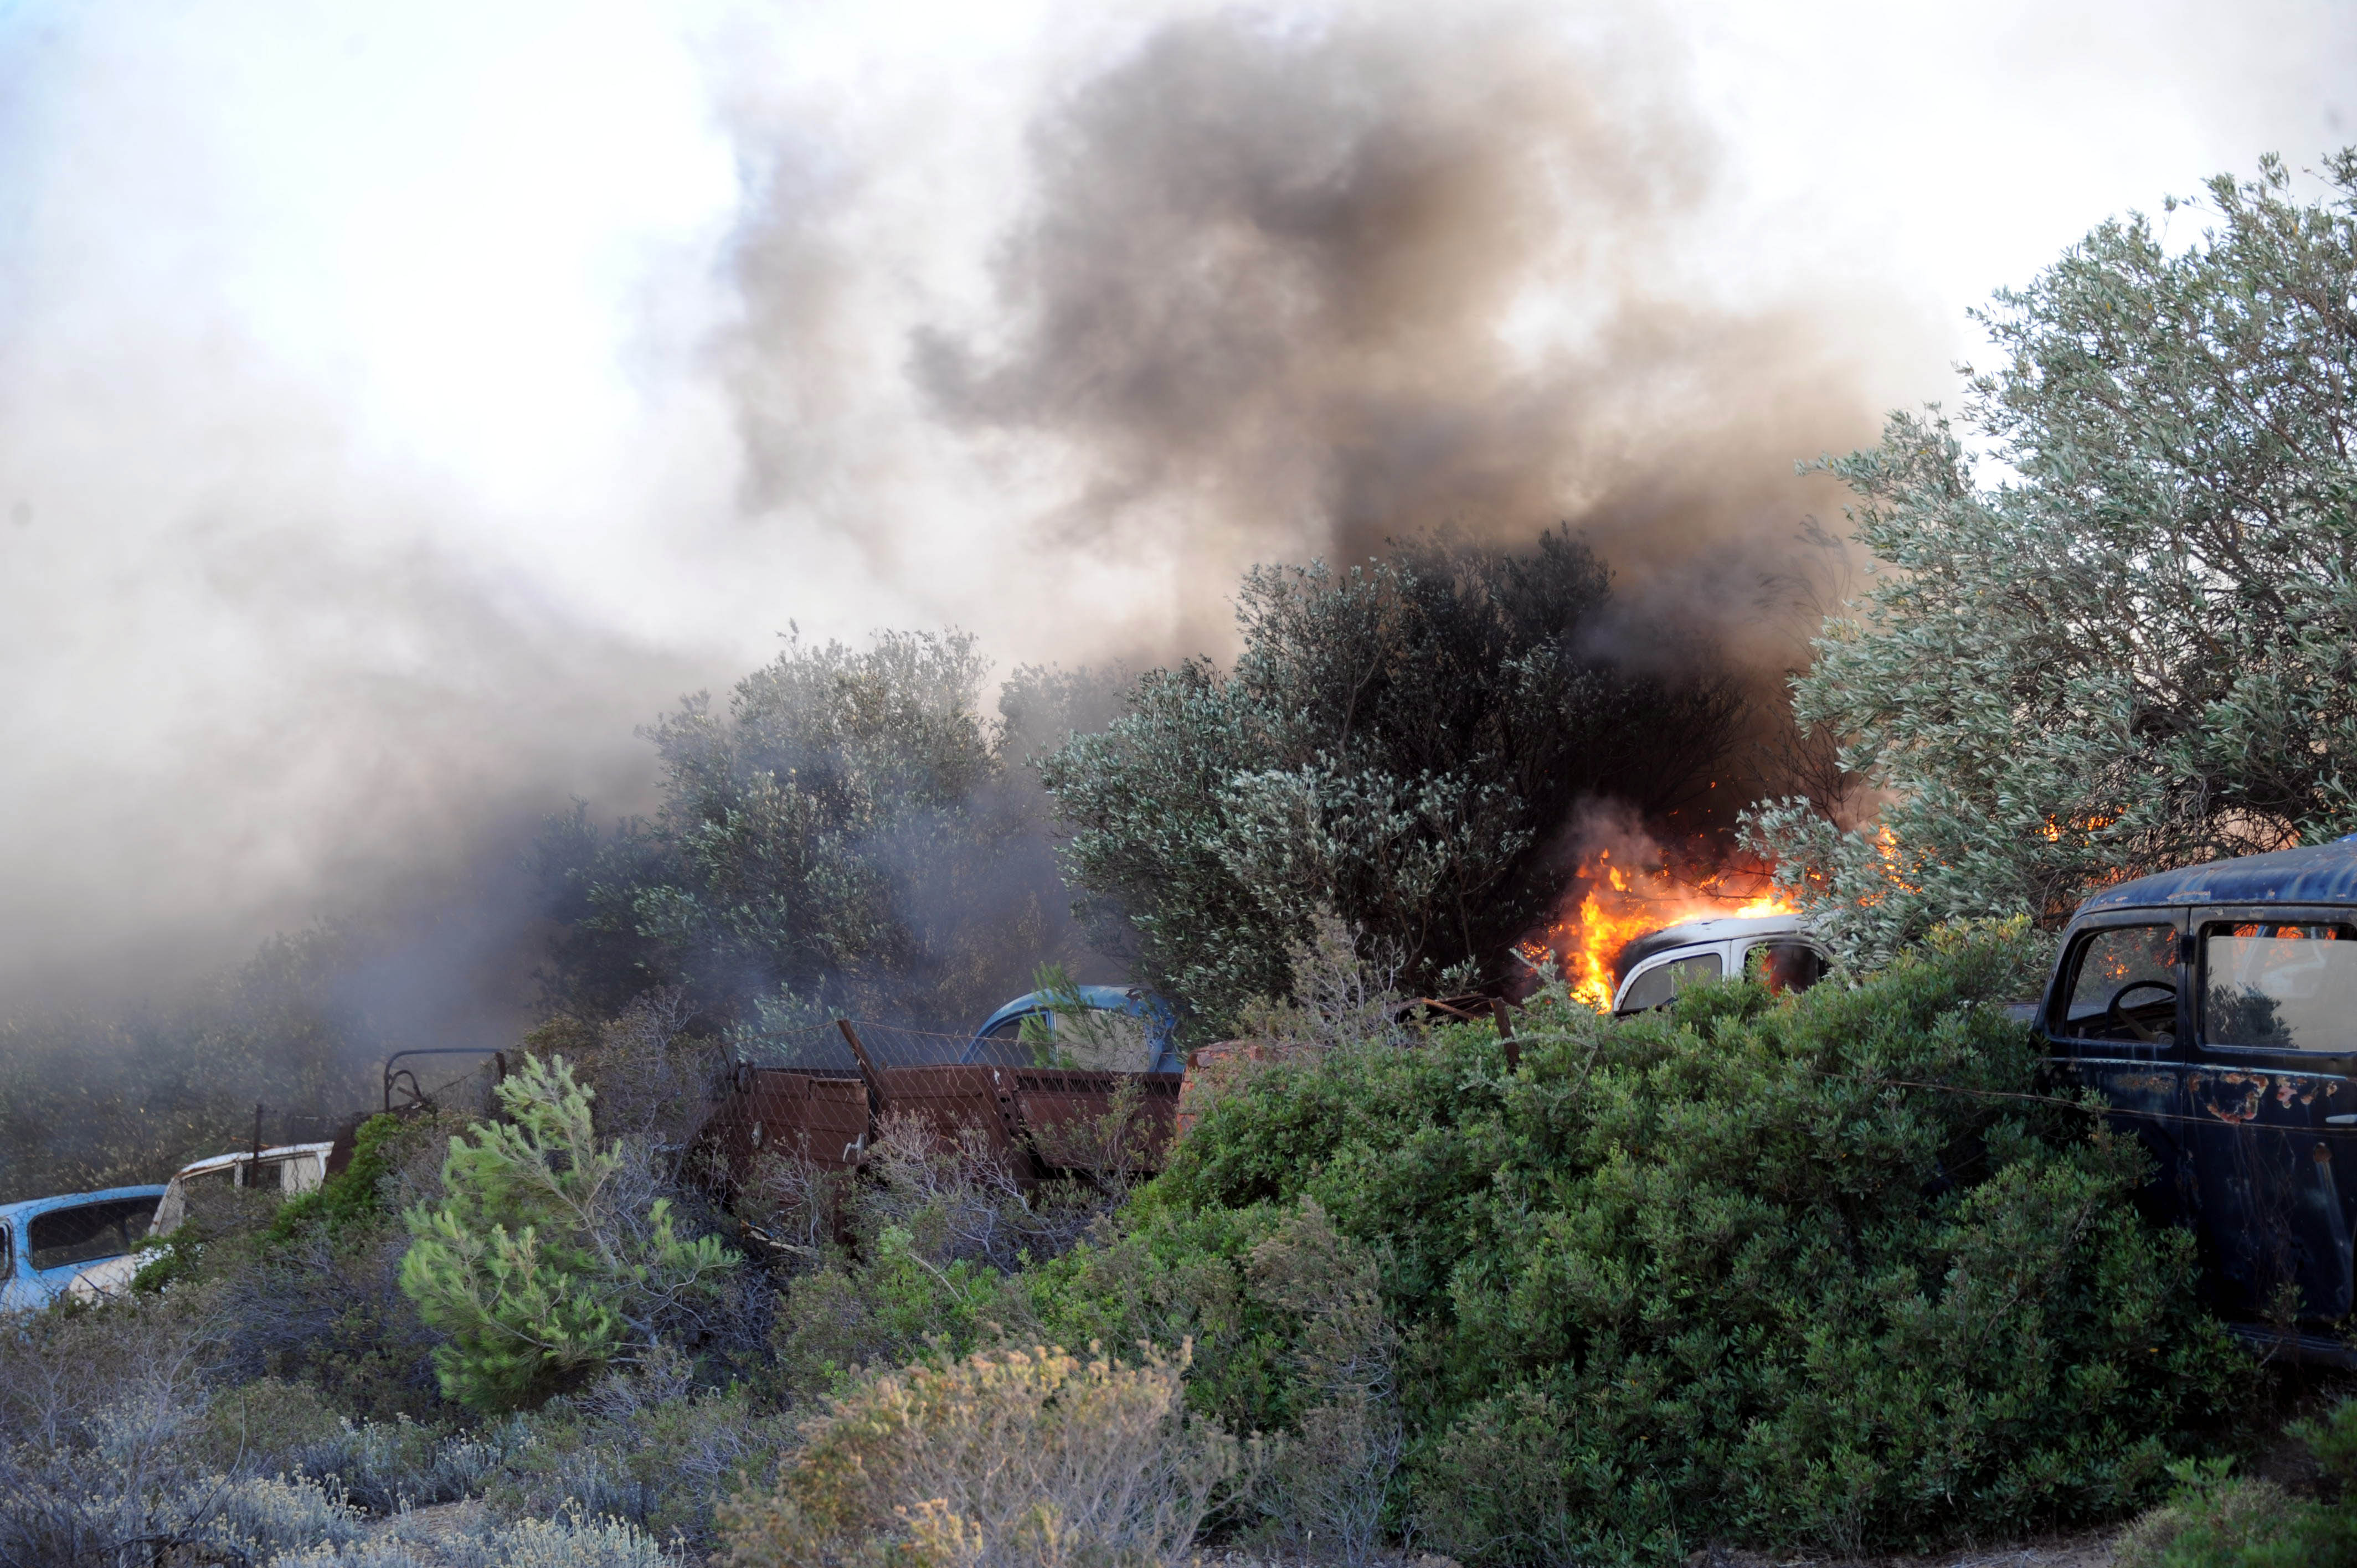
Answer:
[
  {"xmin": 1042, "ymin": 530, "xmax": 1741, "ymax": 1034},
  {"xmin": 1747, "ymin": 152, "xmax": 2357, "ymax": 966},
  {"xmin": 539, "ymin": 632, "xmax": 1102, "ymax": 1031}
]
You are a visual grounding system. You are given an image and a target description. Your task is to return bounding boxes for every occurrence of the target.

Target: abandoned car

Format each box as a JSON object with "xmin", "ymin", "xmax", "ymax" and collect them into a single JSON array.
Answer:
[
  {"xmin": 2039, "ymin": 835, "xmax": 2357, "ymax": 1356},
  {"xmin": 0, "ymin": 1184, "xmax": 165, "ymax": 1313},
  {"xmin": 63, "ymin": 1141, "xmax": 336, "ymax": 1301},
  {"xmin": 1611, "ymin": 914, "xmax": 1831, "ymax": 1014},
  {"xmin": 961, "ymin": 985, "xmax": 1184, "ymax": 1074}
]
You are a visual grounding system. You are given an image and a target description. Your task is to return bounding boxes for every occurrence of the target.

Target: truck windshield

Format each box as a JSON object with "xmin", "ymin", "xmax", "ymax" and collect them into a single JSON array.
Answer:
[
  {"xmin": 2060, "ymin": 925, "xmax": 2178, "ymax": 1043},
  {"xmin": 2203, "ymin": 923, "xmax": 2357, "ymax": 1050}
]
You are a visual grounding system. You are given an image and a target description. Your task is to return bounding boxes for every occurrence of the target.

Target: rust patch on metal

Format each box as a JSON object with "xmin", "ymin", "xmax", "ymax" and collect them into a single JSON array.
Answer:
[{"xmin": 2198, "ymin": 1073, "xmax": 2269, "ymax": 1125}]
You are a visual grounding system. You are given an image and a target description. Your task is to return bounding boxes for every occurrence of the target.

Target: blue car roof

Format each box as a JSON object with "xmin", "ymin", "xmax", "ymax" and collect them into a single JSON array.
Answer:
[
  {"xmin": 2078, "ymin": 836, "xmax": 2357, "ymax": 916},
  {"xmin": 0, "ymin": 1184, "xmax": 167, "ymax": 1228},
  {"xmin": 965, "ymin": 987, "xmax": 1181, "ymax": 1070},
  {"xmin": 974, "ymin": 986, "xmax": 1164, "ymax": 1036}
]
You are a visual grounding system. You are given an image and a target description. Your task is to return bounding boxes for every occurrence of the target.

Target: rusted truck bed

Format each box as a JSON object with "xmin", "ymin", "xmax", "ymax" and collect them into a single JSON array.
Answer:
[{"xmin": 706, "ymin": 1058, "xmax": 1181, "ymax": 1185}]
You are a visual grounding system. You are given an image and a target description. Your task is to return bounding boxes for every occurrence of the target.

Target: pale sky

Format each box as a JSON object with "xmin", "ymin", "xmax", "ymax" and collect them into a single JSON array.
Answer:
[{"xmin": 1, "ymin": 0, "xmax": 2350, "ymax": 995}]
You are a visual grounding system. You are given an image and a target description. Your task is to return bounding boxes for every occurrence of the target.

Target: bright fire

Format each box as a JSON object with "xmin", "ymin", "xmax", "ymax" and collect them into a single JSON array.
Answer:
[{"xmin": 1522, "ymin": 848, "xmax": 1800, "ymax": 1012}]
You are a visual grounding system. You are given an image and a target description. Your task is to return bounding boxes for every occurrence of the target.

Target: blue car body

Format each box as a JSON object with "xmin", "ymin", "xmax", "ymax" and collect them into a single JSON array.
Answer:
[
  {"xmin": 962, "ymin": 986, "xmax": 1183, "ymax": 1074},
  {"xmin": 0, "ymin": 1185, "xmax": 167, "ymax": 1314}
]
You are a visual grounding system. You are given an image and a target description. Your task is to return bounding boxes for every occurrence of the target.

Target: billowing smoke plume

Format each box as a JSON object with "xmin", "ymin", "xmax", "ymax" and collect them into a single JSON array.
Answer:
[
  {"xmin": 4, "ymin": 0, "xmax": 2343, "ymax": 1188},
  {"xmin": 730, "ymin": 4, "xmax": 1904, "ymax": 673}
]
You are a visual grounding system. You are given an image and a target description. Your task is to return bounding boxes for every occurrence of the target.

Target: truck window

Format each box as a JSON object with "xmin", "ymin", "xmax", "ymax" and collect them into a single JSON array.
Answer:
[
  {"xmin": 28, "ymin": 1198, "xmax": 158, "ymax": 1272},
  {"xmin": 2058, "ymin": 925, "xmax": 2178, "ymax": 1043},
  {"xmin": 0, "ymin": 1221, "xmax": 12, "ymax": 1277},
  {"xmin": 1620, "ymin": 951, "xmax": 1722, "ymax": 1012},
  {"xmin": 2202, "ymin": 922, "xmax": 2357, "ymax": 1050}
]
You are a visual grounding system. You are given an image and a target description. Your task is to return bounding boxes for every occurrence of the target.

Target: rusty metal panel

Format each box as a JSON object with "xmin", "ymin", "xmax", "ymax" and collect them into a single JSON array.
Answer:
[
  {"xmin": 874, "ymin": 1065, "xmax": 1026, "ymax": 1164},
  {"xmin": 1007, "ymin": 1069, "xmax": 1181, "ymax": 1173},
  {"xmin": 709, "ymin": 1069, "xmax": 871, "ymax": 1178},
  {"xmin": 2067, "ymin": 1055, "xmax": 2357, "ymax": 1328}
]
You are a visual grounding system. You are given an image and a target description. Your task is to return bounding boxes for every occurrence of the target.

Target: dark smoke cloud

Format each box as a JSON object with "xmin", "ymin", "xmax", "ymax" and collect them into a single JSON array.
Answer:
[{"xmin": 818, "ymin": 6, "xmax": 1916, "ymax": 675}]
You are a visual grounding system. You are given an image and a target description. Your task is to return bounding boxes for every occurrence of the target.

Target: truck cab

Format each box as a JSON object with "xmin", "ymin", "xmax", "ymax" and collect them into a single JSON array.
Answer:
[
  {"xmin": 0, "ymin": 1185, "xmax": 166, "ymax": 1314},
  {"xmin": 2039, "ymin": 835, "xmax": 2357, "ymax": 1352},
  {"xmin": 1612, "ymin": 916, "xmax": 1831, "ymax": 1015}
]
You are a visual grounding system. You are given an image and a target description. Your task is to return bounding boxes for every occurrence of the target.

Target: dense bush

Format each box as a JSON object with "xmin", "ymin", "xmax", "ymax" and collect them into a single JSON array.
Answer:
[
  {"xmin": 2114, "ymin": 1400, "xmax": 2357, "ymax": 1566},
  {"xmin": 1124, "ymin": 923, "xmax": 2246, "ymax": 1562},
  {"xmin": 1041, "ymin": 530, "xmax": 1743, "ymax": 1035},
  {"xmin": 485, "ymin": 1350, "xmax": 794, "ymax": 1549},
  {"xmin": 720, "ymin": 1343, "xmax": 1236, "ymax": 1568}
]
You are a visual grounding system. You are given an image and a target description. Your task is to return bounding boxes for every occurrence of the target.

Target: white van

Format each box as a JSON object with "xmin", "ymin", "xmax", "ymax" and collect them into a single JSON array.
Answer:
[{"xmin": 1612, "ymin": 916, "xmax": 1830, "ymax": 1015}]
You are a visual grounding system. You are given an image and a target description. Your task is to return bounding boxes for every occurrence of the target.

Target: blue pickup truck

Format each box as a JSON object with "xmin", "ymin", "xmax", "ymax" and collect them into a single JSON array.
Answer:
[
  {"xmin": 0, "ymin": 1185, "xmax": 166, "ymax": 1314},
  {"xmin": 2037, "ymin": 835, "xmax": 2357, "ymax": 1358}
]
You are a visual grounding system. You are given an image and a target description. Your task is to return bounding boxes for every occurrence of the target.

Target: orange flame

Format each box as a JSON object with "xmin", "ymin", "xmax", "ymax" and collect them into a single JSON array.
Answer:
[{"xmin": 1531, "ymin": 849, "xmax": 1800, "ymax": 1013}]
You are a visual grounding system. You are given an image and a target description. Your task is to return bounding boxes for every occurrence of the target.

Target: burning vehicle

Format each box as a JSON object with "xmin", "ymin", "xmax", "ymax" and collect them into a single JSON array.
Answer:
[
  {"xmin": 0, "ymin": 1185, "xmax": 165, "ymax": 1313},
  {"xmin": 1609, "ymin": 915, "xmax": 1830, "ymax": 1014},
  {"xmin": 2037, "ymin": 835, "xmax": 2357, "ymax": 1359},
  {"xmin": 1520, "ymin": 832, "xmax": 1814, "ymax": 1013}
]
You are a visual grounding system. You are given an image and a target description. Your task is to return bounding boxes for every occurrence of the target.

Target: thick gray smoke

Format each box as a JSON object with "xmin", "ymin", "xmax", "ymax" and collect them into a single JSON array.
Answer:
[
  {"xmin": 3, "ymin": 0, "xmax": 2348, "ymax": 1141},
  {"xmin": 732, "ymin": 6, "xmax": 1907, "ymax": 670}
]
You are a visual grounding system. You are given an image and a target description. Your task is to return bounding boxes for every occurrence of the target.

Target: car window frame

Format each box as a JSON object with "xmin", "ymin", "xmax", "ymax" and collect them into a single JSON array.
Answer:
[
  {"xmin": 1738, "ymin": 937, "xmax": 1830, "ymax": 994},
  {"xmin": 1618, "ymin": 943, "xmax": 1729, "ymax": 1013},
  {"xmin": 26, "ymin": 1197, "xmax": 153, "ymax": 1274},
  {"xmin": 2045, "ymin": 910, "xmax": 2190, "ymax": 1055},
  {"xmin": 2192, "ymin": 902, "xmax": 2357, "ymax": 1061}
]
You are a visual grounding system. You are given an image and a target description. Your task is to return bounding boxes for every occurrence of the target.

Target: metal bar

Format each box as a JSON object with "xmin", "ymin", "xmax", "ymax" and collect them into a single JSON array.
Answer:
[
  {"xmin": 382, "ymin": 1048, "xmax": 507, "ymax": 1112},
  {"xmin": 836, "ymin": 1019, "xmax": 885, "ymax": 1118},
  {"xmin": 1489, "ymin": 998, "xmax": 1520, "ymax": 1072}
]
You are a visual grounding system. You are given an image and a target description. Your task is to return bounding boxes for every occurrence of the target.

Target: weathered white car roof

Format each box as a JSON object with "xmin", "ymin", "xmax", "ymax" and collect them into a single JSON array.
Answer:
[{"xmin": 167, "ymin": 1142, "xmax": 335, "ymax": 1179}]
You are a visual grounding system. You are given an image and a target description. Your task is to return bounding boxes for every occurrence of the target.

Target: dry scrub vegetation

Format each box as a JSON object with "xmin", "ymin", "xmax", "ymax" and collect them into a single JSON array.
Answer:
[{"xmin": 7, "ymin": 925, "xmax": 2350, "ymax": 1568}]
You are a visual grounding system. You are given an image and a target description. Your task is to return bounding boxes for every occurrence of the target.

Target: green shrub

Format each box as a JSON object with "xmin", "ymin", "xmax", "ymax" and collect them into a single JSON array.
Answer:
[
  {"xmin": 399, "ymin": 1054, "xmax": 741, "ymax": 1410},
  {"xmin": 720, "ymin": 1343, "xmax": 1237, "ymax": 1568},
  {"xmin": 2114, "ymin": 1401, "xmax": 2357, "ymax": 1567},
  {"xmin": 270, "ymin": 1112, "xmax": 406, "ymax": 1244},
  {"xmin": 191, "ymin": 1376, "xmax": 351, "ymax": 1472},
  {"xmin": 1149, "ymin": 922, "xmax": 2246, "ymax": 1562}
]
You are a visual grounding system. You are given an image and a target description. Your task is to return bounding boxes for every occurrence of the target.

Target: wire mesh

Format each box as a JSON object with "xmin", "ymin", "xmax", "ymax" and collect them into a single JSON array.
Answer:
[{"xmin": 708, "ymin": 1017, "xmax": 1183, "ymax": 1185}]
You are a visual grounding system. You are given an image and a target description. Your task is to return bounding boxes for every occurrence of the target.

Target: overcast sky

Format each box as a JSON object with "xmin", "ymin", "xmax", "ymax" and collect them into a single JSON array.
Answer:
[{"xmin": 1, "ymin": 0, "xmax": 2350, "ymax": 1000}]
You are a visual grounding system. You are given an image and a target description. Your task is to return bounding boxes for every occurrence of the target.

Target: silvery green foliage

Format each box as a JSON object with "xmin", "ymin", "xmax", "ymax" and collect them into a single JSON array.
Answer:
[
  {"xmin": 440, "ymin": 1511, "xmax": 680, "ymax": 1568},
  {"xmin": 295, "ymin": 1415, "xmax": 508, "ymax": 1513},
  {"xmin": 264, "ymin": 1509, "xmax": 680, "ymax": 1568},
  {"xmin": 541, "ymin": 633, "xmax": 1115, "ymax": 1033},
  {"xmin": 1043, "ymin": 532, "xmax": 1741, "ymax": 1034},
  {"xmin": 1746, "ymin": 152, "xmax": 2357, "ymax": 968}
]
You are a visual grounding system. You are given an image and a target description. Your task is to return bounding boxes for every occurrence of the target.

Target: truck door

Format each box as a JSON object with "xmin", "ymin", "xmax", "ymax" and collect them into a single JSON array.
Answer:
[
  {"xmin": 2183, "ymin": 911, "xmax": 2357, "ymax": 1323},
  {"xmin": 2047, "ymin": 914, "xmax": 2200, "ymax": 1281}
]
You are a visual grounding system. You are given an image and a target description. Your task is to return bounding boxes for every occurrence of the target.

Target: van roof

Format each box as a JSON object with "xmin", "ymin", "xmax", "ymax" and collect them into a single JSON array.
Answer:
[
  {"xmin": 2078, "ymin": 836, "xmax": 2357, "ymax": 916},
  {"xmin": 1614, "ymin": 915, "xmax": 1812, "ymax": 981},
  {"xmin": 166, "ymin": 1143, "xmax": 335, "ymax": 1182}
]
